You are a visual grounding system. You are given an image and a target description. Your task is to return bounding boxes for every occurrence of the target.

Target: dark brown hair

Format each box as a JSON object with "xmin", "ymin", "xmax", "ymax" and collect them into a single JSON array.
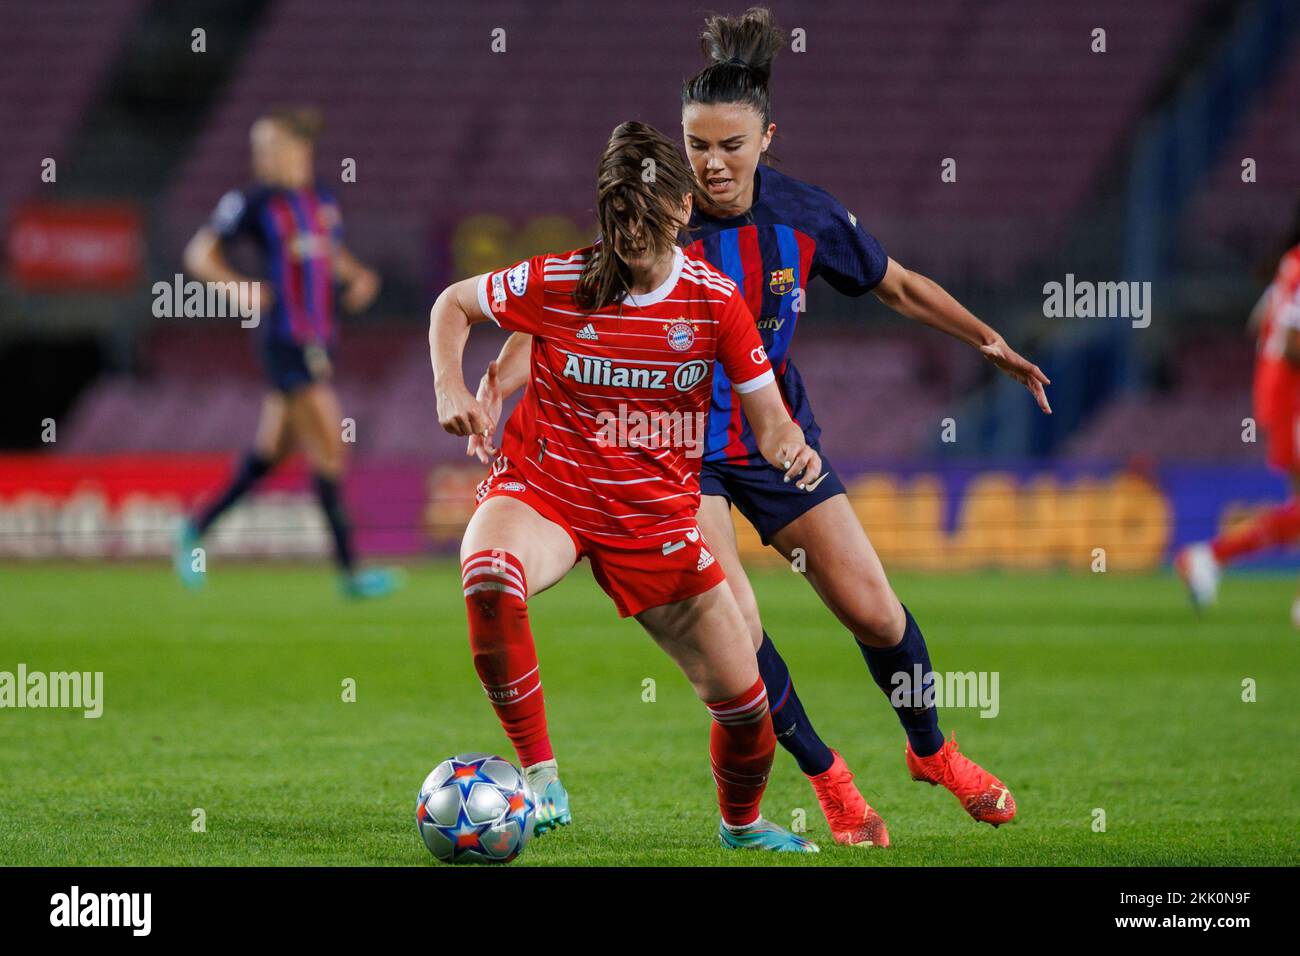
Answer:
[
  {"xmin": 680, "ymin": 6, "xmax": 783, "ymax": 127},
  {"xmin": 574, "ymin": 122, "xmax": 702, "ymax": 313},
  {"xmin": 265, "ymin": 106, "xmax": 324, "ymax": 144}
]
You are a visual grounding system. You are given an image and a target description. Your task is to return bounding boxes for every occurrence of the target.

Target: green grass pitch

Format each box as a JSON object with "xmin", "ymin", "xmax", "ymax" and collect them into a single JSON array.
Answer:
[{"xmin": 1, "ymin": 561, "xmax": 1296, "ymax": 866}]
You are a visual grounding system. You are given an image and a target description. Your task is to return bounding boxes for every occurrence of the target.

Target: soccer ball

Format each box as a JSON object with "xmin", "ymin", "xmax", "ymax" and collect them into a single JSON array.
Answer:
[{"xmin": 417, "ymin": 752, "xmax": 536, "ymax": 864}]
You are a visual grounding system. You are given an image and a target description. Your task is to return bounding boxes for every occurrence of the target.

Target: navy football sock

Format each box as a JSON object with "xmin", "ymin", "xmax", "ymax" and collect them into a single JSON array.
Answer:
[
  {"xmin": 194, "ymin": 451, "xmax": 273, "ymax": 535},
  {"xmin": 858, "ymin": 604, "xmax": 945, "ymax": 757},
  {"xmin": 313, "ymin": 473, "xmax": 356, "ymax": 573},
  {"xmin": 756, "ymin": 633, "xmax": 835, "ymax": 776}
]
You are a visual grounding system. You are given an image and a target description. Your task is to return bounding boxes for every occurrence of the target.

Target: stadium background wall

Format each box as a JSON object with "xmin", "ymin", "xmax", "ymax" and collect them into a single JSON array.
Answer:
[{"xmin": 0, "ymin": 454, "xmax": 1287, "ymax": 571}]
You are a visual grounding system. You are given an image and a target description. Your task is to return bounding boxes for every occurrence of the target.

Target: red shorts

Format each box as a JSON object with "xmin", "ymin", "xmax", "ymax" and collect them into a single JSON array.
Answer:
[
  {"xmin": 475, "ymin": 457, "xmax": 726, "ymax": 617},
  {"xmin": 1266, "ymin": 414, "xmax": 1300, "ymax": 474}
]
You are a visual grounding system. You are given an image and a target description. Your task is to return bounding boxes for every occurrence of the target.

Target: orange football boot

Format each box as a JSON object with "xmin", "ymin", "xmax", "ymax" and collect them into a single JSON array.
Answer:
[
  {"xmin": 807, "ymin": 751, "xmax": 891, "ymax": 847},
  {"xmin": 905, "ymin": 734, "xmax": 1016, "ymax": 827}
]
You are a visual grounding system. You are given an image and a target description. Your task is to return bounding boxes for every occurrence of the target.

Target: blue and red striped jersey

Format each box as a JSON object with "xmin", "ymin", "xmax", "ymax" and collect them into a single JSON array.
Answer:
[
  {"xmin": 208, "ymin": 182, "xmax": 343, "ymax": 346},
  {"xmin": 686, "ymin": 164, "xmax": 888, "ymax": 464}
]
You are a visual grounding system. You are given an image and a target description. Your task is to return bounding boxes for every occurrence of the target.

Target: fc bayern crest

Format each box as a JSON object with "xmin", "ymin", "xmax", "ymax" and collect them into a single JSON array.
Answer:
[{"xmin": 665, "ymin": 321, "xmax": 696, "ymax": 352}]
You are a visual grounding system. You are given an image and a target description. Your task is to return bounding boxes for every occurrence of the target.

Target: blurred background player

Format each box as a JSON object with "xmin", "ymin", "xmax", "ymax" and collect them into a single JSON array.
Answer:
[
  {"xmin": 1178, "ymin": 200, "xmax": 1300, "ymax": 624},
  {"xmin": 174, "ymin": 107, "xmax": 401, "ymax": 599},
  {"xmin": 471, "ymin": 6, "xmax": 1047, "ymax": 844},
  {"xmin": 433, "ymin": 122, "xmax": 821, "ymax": 851}
]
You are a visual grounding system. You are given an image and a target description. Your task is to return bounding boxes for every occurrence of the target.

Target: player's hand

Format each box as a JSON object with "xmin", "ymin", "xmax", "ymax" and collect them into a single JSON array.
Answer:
[
  {"xmin": 466, "ymin": 360, "xmax": 503, "ymax": 463},
  {"xmin": 342, "ymin": 267, "xmax": 381, "ymax": 313},
  {"xmin": 763, "ymin": 422, "xmax": 823, "ymax": 492},
  {"xmin": 437, "ymin": 383, "xmax": 495, "ymax": 439},
  {"xmin": 304, "ymin": 343, "xmax": 333, "ymax": 381},
  {"xmin": 979, "ymin": 336, "xmax": 1052, "ymax": 414}
]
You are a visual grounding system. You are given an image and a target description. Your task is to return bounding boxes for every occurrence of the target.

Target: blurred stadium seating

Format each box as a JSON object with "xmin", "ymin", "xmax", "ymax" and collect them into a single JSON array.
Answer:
[
  {"xmin": 1186, "ymin": 45, "xmax": 1300, "ymax": 266},
  {"xmin": 162, "ymin": 0, "xmax": 1202, "ymax": 285},
  {"xmin": 0, "ymin": 0, "xmax": 143, "ymax": 220},
  {"xmin": 56, "ymin": 324, "xmax": 961, "ymax": 463}
]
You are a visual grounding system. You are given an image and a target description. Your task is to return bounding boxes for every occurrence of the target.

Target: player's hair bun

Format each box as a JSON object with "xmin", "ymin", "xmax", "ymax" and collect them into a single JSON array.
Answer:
[
  {"xmin": 699, "ymin": 6, "xmax": 782, "ymax": 87},
  {"xmin": 683, "ymin": 6, "xmax": 782, "ymax": 131}
]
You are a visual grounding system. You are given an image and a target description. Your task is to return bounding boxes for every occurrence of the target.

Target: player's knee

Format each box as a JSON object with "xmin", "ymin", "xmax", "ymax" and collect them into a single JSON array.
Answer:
[
  {"xmin": 260, "ymin": 441, "xmax": 292, "ymax": 469},
  {"xmin": 254, "ymin": 431, "xmax": 287, "ymax": 464},
  {"xmin": 314, "ymin": 443, "xmax": 346, "ymax": 478},
  {"xmin": 844, "ymin": 588, "xmax": 905, "ymax": 647},
  {"xmin": 461, "ymin": 550, "xmax": 528, "ymax": 634},
  {"xmin": 722, "ymin": 579, "xmax": 765, "ymax": 650},
  {"xmin": 742, "ymin": 607, "xmax": 765, "ymax": 651}
]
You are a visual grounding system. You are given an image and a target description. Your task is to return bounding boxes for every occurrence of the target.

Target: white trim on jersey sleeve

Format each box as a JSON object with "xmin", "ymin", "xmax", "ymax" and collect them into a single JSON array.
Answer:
[
  {"xmin": 732, "ymin": 368, "xmax": 776, "ymax": 394},
  {"xmin": 1278, "ymin": 282, "xmax": 1300, "ymax": 330},
  {"xmin": 1280, "ymin": 302, "xmax": 1300, "ymax": 330},
  {"xmin": 474, "ymin": 273, "xmax": 501, "ymax": 326},
  {"xmin": 211, "ymin": 189, "xmax": 246, "ymax": 235}
]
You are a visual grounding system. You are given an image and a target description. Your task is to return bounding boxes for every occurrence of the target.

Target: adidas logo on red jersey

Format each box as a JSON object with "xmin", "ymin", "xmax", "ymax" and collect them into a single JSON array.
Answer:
[{"xmin": 576, "ymin": 323, "xmax": 599, "ymax": 341}]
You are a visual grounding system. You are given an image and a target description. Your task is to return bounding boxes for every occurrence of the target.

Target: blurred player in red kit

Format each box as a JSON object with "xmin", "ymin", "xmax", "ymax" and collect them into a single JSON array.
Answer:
[{"xmin": 1178, "ymin": 202, "xmax": 1300, "ymax": 624}]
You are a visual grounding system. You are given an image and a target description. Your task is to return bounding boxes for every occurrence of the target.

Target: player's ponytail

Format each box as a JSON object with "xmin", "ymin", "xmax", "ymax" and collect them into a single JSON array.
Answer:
[
  {"xmin": 681, "ymin": 6, "xmax": 783, "ymax": 127},
  {"xmin": 575, "ymin": 122, "xmax": 702, "ymax": 313}
]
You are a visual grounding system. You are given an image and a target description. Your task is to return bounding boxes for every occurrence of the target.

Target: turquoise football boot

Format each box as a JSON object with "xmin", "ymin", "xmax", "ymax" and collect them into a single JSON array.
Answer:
[
  {"xmin": 719, "ymin": 818, "xmax": 820, "ymax": 853},
  {"xmin": 340, "ymin": 567, "xmax": 406, "ymax": 600},
  {"xmin": 173, "ymin": 520, "xmax": 206, "ymax": 590},
  {"xmin": 532, "ymin": 778, "xmax": 572, "ymax": 836}
]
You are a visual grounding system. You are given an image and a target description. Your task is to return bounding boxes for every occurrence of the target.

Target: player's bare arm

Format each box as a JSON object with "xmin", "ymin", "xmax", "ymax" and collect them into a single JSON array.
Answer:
[
  {"xmin": 468, "ymin": 331, "xmax": 533, "ymax": 462},
  {"xmin": 738, "ymin": 382, "xmax": 822, "ymax": 490},
  {"xmin": 486, "ymin": 331, "xmax": 532, "ymax": 394},
  {"xmin": 873, "ymin": 257, "xmax": 1052, "ymax": 414},
  {"xmin": 333, "ymin": 245, "xmax": 381, "ymax": 313},
  {"xmin": 183, "ymin": 226, "xmax": 272, "ymax": 312},
  {"xmin": 430, "ymin": 275, "xmax": 497, "ymax": 438}
]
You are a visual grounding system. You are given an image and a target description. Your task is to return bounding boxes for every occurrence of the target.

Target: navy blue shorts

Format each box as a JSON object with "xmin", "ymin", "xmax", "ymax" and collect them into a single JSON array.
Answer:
[
  {"xmin": 261, "ymin": 337, "xmax": 332, "ymax": 394},
  {"xmin": 699, "ymin": 451, "xmax": 847, "ymax": 545}
]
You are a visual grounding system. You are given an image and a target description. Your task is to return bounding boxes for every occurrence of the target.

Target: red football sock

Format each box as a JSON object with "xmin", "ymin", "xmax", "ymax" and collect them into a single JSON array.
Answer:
[
  {"xmin": 462, "ymin": 550, "xmax": 554, "ymax": 767},
  {"xmin": 707, "ymin": 677, "xmax": 775, "ymax": 828},
  {"xmin": 1211, "ymin": 499, "xmax": 1300, "ymax": 564}
]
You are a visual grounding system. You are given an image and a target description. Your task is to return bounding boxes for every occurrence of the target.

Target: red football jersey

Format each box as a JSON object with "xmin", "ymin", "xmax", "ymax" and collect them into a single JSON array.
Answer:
[
  {"xmin": 1254, "ymin": 244, "xmax": 1300, "ymax": 427},
  {"xmin": 475, "ymin": 245, "xmax": 774, "ymax": 546}
]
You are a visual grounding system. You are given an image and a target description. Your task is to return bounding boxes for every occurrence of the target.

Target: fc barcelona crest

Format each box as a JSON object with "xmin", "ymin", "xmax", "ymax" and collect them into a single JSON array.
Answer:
[{"xmin": 768, "ymin": 267, "xmax": 796, "ymax": 295}]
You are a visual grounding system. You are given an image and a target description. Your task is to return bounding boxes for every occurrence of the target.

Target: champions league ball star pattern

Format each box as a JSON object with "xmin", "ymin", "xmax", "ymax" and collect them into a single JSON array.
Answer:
[{"xmin": 417, "ymin": 753, "xmax": 536, "ymax": 864}]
